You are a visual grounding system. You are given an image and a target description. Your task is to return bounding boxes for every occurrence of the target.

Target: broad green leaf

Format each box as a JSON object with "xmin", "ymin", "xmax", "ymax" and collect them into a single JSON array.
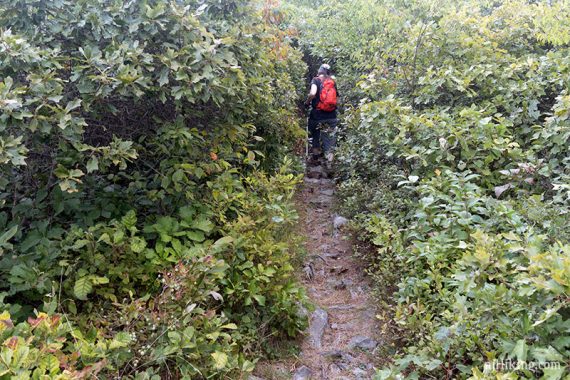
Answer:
[
  {"xmin": 158, "ymin": 68, "xmax": 169, "ymax": 86},
  {"xmin": 187, "ymin": 230, "xmax": 205, "ymax": 242},
  {"xmin": 73, "ymin": 277, "xmax": 93, "ymax": 300},
  {"xmin": 130, "ymin": 237, "xmax": 147, "ymax": 253},
  {"xmin": 192, "ymin": 218, "xmax": 214, "ymax": 233},
  {"xmin": 109, "ymin": 331, "xmax": 132, "ymax": 349},
  {"xmin": 211, "ymin": 351, "xmax": 228, "ymax": 370},
  {"xmin": 542, "ymin": 366, "xmax": 565, "ymax": 380},
  {"xmin": 89, "ymin": 275, "xmax": 109, "ymax": 285},
  {"xmin": 39, "ymin": 354, "xmax": 60, "ymax": 374},
  {"xmin": 252, "ymin": 294, "xmax": 265, "ymax": 306},
  {"xmin": 168, "ymin": 331, "xmax": 181, "ymax": 344},
  {"xmin": 65, "ymin": 99, "xmax": 82, "ymax": 112},
  {"xmin": 212, "ymin": 236, "xmax": 234, "ymax": 249},
  {"xmin": 0, "ymin": 225, "xmax": 18, "ymax": 245},
  {"xmin": 530, "ymin": 346, "xmax": 564, "ymax": 362},
  {"xmin": 12, "ymin": 346, "xmax": 29, "ymax": 368},
  {"xmin": 86, "ymin": 157, "xmax": 99, "ymax": 173},
  {"xmin": 511, "ymin": 339, "xmax": 528, "ymax": 362}
]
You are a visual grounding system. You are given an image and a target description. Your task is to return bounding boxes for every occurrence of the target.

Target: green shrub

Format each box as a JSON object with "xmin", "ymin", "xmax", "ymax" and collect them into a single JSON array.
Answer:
[
  {"xmin": 290, "ymin": 0, "xmax": 570, "ymax": 378},
  {"xmin": 0, "ymin": 310, "xmax": 126, "ymax": 379},
  {"xmin": 0, "ymin": 0, "xmax": 308, "ymax": 377}
]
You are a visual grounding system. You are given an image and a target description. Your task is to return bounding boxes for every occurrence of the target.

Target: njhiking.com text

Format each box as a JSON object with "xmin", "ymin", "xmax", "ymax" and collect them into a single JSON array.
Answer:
[{"xmin": 484, "ymin": 359, "xmax": 561, "ymax": 372}]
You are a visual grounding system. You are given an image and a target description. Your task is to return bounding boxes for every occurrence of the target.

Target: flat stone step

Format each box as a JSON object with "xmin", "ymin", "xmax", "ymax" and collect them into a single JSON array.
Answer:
[
  {"xmin": 293, "ymin": 365, "xmax": 313, "ymax": 380},
  {"xmin": 308, "ymin": 308, "xmax": 328, "ymax": 349}
]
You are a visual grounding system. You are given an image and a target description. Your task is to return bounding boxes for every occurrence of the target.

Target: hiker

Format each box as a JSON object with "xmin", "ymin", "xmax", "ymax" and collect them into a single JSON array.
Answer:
[{"xmin": 304, "ymin": 63, "xmax": 338, "ymax": 161}]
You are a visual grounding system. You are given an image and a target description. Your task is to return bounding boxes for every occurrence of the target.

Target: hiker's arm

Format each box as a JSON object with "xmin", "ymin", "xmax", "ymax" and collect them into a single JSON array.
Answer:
[{"xmin": 304, "ymin": 84, "xmax": 318, "ymax": 105}]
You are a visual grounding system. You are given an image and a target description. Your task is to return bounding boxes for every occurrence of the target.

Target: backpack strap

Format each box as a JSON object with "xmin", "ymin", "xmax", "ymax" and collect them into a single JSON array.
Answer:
[{"xmin": 312, "ymin": 77, "xmax": 322, "ymax": 103}]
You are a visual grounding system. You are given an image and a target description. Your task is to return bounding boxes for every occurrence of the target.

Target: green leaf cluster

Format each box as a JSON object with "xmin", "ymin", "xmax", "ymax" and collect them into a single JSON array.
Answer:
[
  {"xmin": 289, "ymin": 0, "xmax": 570, "ymax": 378},
  {"xmin": 0, "ymin": 0, "xmax": 308, "ymax": 378}
]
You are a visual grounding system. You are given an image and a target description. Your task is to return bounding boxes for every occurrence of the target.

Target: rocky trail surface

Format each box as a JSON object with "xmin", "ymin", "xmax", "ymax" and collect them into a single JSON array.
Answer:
[{"xmin": 253, "ymin": 160, "xmax": 382, "ymax": 380}]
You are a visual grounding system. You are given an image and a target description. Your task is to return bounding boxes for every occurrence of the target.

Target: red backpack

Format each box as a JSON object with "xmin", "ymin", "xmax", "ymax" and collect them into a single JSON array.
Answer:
[{"xmin": 316, "ymin": 77, "xmax": 337, "ymax": 112}]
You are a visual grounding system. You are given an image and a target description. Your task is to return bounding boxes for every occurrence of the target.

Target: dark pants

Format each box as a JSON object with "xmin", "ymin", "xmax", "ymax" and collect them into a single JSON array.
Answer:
[{"xmin": 308, "ymin": 118, "xmax": 338, "ymax": 154}]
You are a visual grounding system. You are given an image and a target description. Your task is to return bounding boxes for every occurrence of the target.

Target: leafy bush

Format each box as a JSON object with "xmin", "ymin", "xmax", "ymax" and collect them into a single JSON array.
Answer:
[
  {"xmin": 289, "ymin": 0, "xmax": 570, "ymax": 378},
  {"xmin": 0, "ymin": 310, "xmax": 127, "ymax": 379},
  {"xmin": 0, "ymin": 0, "xmax": 308, "ymax": 377}
]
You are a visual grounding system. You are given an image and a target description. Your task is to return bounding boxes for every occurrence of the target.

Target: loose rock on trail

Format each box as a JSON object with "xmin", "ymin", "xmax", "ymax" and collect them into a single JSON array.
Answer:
[{"xmin": 254, "ymin": 159, "xmax": 382, "ymax": 379}]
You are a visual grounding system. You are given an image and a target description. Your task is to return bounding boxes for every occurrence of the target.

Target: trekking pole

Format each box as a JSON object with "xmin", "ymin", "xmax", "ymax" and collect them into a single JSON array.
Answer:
[
  {"xmin": 304, "ymin": 103, "xmax": 310, "ymax": 159},
  {"xmin": 306, "ymin": 122, "xmax": 309, "ymax": 158}
]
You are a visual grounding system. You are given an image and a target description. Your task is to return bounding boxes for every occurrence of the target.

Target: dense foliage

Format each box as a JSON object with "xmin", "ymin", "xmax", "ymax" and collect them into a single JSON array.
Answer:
[
  {"xmin": 4, "ymin": 0, "xmax": 570, "ymax": 378},
  {"xmin": 289, "ymin": 0, "xmax": 570, "ymax": 378},
  {"xmin": 0, "ymin": 0, "xmax": 308, "ymax": 378}
]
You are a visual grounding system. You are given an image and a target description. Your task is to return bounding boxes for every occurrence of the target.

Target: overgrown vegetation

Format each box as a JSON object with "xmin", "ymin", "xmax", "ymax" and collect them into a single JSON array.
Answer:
[
  {"xmin": 3, "ymin": 0, "xmax": 570, "ymax": 378},
  {"xmin": 0, "ymin": 0, "xmax": 308, "ymax": 378},
  {"xmin": 288, "ymin": 0, "xmax": 570, "ymax": 378}
]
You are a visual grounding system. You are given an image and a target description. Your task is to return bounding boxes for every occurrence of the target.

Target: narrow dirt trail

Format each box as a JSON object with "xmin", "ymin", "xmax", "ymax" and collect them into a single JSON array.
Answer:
[{"xmin": 254, "ymin": 159, "xmax": 381, "ymax": 380}]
